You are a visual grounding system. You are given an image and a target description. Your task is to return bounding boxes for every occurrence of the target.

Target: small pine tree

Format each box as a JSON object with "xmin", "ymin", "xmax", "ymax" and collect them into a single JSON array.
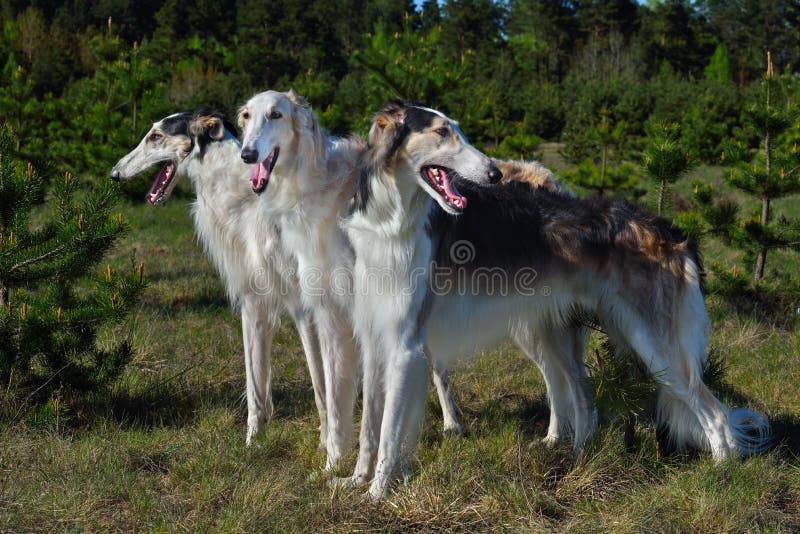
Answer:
[
  {"xmin": 724, "ymin": 53, "xmax": 800, "ymax": 284},
  {"xmin": 704, "ymin": 44, "xmax": 731, "ymax": 84},
  {"xmin": 587, "ymin": 337, "xmax": 658, "ymax": 452},
  {"xmin": 587, "ymin": 331, "xmax": 732, "ymax": 454},
  {"xmin": 562, "ymin": 109, "xmax": 644, "ymax": 199},
  {"xmin": 642, "ymin": 122, "xmax": 693, "ymax": 216},
  {"xmin": 678, "ymin": 53, "xmax": 800, "ymax": 291},
  {"xmin": 0, "ymin": 124, "xmax": 145, "ymax": 399}
]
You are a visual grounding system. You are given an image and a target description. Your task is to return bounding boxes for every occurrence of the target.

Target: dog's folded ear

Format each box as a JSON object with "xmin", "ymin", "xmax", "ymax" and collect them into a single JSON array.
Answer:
[
  {"xmin": 190, "ymin": 115, "xmax": 225, "ymax": 141},
  {"xmin": 368, "ymin": 101, "xmax": 409, "ymax": 163},
  {"xmin": 236, "ymin": 106, "xmax": 249, "ymax": 130},
  {"xmin": 287, "ymin": 88, "xmax": 311, "ymax": 110}
]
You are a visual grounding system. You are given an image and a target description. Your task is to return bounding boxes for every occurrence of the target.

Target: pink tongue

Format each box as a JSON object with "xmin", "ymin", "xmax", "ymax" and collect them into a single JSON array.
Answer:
[
  {"xmin": 249, "ymin": 161, "xmax": 269, "ymax": 191},
  {"xmin": 442, "ymin": 177, "xmax": 467, "ymax": 209}
]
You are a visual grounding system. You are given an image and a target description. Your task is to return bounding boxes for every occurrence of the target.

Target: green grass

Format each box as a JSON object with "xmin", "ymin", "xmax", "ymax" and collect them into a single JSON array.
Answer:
[{"xmin": 2, "ymin": 181, "xmax": 800, "ymax": 532}]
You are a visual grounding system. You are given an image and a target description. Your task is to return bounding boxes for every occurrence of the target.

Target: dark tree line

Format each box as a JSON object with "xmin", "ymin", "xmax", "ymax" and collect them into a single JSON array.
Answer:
[{"xmin": 1, "ymin": 0, "xmax": 798, "ymax": 173}]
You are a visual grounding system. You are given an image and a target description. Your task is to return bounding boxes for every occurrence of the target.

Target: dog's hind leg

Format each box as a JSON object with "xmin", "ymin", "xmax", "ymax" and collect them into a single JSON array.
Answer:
[
  {"xmin": 242, "ymin": 294, "xmax": 279, "ymax": 446},
  {"xmin": 432, "ymin": 360, "xmax": 464, "ymax": 436},
  {"xmin": 290, "ymin": 305, "xmax": 328, "ymax": 450},
  {"xmin": 608, "ymin": 301, "xmax": 749, "ymax": 459},
  {"xmin": 513, "ymin": 323, "xmax": 594, "ymax": 450},
  {"xmin": 655, "ymin": 290, "xmax": 769, "ymax": 457}
]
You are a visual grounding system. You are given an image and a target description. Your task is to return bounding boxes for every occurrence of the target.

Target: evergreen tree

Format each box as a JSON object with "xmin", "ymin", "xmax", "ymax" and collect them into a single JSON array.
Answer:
[
  {"xmin": 562, "ymin": 108, "xmax": 644, "ymax": 198},
  {"xmin": 678, "ymin": 53, "xmax": 800, "ymax": 291},
  {"xmin": 587, "ymin": 337, "xmax": 657, "ymax": 452},
  {"xmin": 704, "ymin": 44, "xmax": 731, "ymax": 83},
  {"xmin": 0, "ymin": 125, "xmax": 144, "ymax": 398},
  {"xmin": 725, "ymin": 53, "xmax": 800, "ymax": 284},
  {"xmin": 642, "ymin": 121, "xmax": 692, "ymax": 216}
]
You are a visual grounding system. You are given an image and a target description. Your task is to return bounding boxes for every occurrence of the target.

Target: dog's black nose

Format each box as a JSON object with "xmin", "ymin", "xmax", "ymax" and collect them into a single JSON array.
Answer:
[
  {"xmin": 241, "ymin": 147, "xmax": 259, "ymax": 164},
  {"xmin": 110, "ymin": 169, "xmax": 120, "ymax": 181},
  {"xmin": 488, "ymin": 163, "xmax": 502, "ymax": 184}
]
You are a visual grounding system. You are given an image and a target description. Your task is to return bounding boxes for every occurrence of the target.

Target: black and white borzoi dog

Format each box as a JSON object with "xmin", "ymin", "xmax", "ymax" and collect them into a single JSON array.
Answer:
[
  {"xmin": 342, "ymin": 100, "xmax": 770, "ymax": 499},
  {"xmin": 236, "ymin": 90, "xmax": 592, "ymax": 470},
  {"xmin": 110, "ymin": 109, "xmax": 331, "ymax": 450}
]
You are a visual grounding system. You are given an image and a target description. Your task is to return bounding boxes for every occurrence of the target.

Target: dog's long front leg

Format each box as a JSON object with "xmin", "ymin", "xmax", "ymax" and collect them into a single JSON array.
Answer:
[
  {"xmin": 290, "ymin": 305, "xmax": 328, "ymax": 449},
  {"xmin": 330, "ymin": 334, "xmax": 384, "ymax": 489},
  {"xmin": 369, "ymin": 340, "xmax": 429, "ymax": 499},
  {"xmin": 316, "ymin": 305, "xmax": 359, "ymax": 470},
  {"xmin": 242, "ymin": 294, "xmax": 278, "ymax": 446}
]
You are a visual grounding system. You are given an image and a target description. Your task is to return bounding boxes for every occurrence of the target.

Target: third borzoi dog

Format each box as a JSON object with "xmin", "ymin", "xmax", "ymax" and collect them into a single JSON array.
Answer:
[
  {"xmin": 342, "ymin": 100, "xmax": 771, "ymax": 499},
  {"xmin": 110, "ymin": 109, "xmax": 330, "ymax": 450}
]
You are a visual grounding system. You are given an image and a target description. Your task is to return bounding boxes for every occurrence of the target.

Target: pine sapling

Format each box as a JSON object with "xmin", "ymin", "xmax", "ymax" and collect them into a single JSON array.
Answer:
[
  {"xmin": 562, "ymin": 108, "xmax": 643, "ymax": 199},
  {"xmin": 725, "ymin": 52, "xmax": 800, "ymax": 285},
  {"xmin": 642, "ymin": 122, "xmax": 692, "ymax": 216},
  {"xmin": 0, "ymin": 124, "xmax": 145, "ymax": 400}
]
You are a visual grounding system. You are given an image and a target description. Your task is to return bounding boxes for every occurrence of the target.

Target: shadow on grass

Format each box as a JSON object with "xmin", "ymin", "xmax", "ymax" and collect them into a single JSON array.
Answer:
[
  {"xmin": 72, "ymin": 377, "xmax": 320, "ymax": 432},
  {"xmin": 431, "ymin": 379, "xmax": 797, "ymax": 462},
  {"xmin": 425, "ymin": 391, "xmax": 553, "ymax": 445},
  {"xmin": 770, "ymin": 413, "xmax": 800, "ymax": 457},
  {"xmin": 138, "ymin": 288, "xmax": 229, "ymax": 313},
  {"xmin": 708, "ymin": 284, "xmax": 800, "ymax": 331}
]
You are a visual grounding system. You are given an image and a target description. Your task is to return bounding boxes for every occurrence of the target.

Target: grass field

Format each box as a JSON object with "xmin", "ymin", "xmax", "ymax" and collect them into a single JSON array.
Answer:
[{"xmin": 2, "ymin": 175, "xmax": 800, "ymax": 532}]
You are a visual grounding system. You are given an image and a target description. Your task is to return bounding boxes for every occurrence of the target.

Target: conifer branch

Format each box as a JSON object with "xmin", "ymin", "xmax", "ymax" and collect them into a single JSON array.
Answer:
[{"xmin": 8, "ymin": 246, "xmax": 65, "ymax": 273}]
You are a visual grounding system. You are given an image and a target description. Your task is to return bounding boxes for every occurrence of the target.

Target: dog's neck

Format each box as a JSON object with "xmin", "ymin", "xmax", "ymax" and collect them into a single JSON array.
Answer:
[
  {"xmin": 347, "ymin": 160, "xmax": 434, "ymax": 241},
  {"xmin": 259, "ymin": 126, "xmax": 331, "ymax": 212},
  {"xmin": 183, "ymin": 131, "xmax": 253, "ymax": 208}
]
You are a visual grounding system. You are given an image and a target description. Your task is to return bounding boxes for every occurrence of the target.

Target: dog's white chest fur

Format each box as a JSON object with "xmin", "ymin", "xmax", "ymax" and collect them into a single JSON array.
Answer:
[
  {"xmin": 346, "ymin": 205, "xmax": 434, "ymax": 345},
  {"xmin": 184, "ymin": 138, "xmax": 288, "ymax": 308}
]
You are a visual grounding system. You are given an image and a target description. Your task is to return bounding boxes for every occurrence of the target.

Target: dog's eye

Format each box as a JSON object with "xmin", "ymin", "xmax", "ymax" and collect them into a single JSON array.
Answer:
[
  {"xmin": 149, "ymin": 132, "xmax": 163, "ymax": 142},
  {"xmin": 435, "ymin": 127, "xmax": 449, "ymax": 138},
  {"xmin": 269, "ymin": 110, "xmax": 282, "ymax": 120},
  {"xmin": 241, "ymin": 112, "xmax": 250, "ymax": 121}
]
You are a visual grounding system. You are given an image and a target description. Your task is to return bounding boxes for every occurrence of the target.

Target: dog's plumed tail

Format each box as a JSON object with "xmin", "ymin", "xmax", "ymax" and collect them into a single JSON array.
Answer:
[
  {"xmin": 657, "ymin": 395, "xmax": 771, "ymax": 456},
  {"xmin": 728, "ymin": 407, "xmax": 771, "ymax": 454},
  {"xmin": 654, "ymin": 253, "xmax": 770, "ymax": 457}
]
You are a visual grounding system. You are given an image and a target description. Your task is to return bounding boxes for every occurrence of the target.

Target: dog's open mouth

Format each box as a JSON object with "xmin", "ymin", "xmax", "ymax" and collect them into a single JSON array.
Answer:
[
  {"xmin": 421, "ymin": 165, "xmax": 467, "ymax": 211},
  {"xmin": 250, "ymin": 147, "xmax": 280, "ymax": 194},
  {"xmin": 147, "ymin": 161, "xmax": 177, "ymax": 206}
]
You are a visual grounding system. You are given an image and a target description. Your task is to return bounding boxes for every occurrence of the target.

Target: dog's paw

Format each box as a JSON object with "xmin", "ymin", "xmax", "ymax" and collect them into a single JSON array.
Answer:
[
  {"xmin": 539, "ymin": 434, "xmax": 560, "ymax": 448},
  {"xmin": 245, "ymin": 427, "xmax": 260, "ymax": 447},
  {"xmin": 443, "ymin": 422, "xmax": 465, "ymax": 437},
  {"xmin": 329, "ymin": 475, "xmax": 368, "ymax": 490},
  {"xmin": 368, "ymin": 479, "xmax": 390, "ymax": 501}
]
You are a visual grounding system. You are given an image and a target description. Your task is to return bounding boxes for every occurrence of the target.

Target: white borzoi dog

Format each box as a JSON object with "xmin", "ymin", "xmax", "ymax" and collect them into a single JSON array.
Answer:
[
  {"xmin": 238, "ymin": 90, "xmax": 366, "ymax": 468},
  {"xmin": 237, "ymin": 90, "xmax": 595, "ymax": 474},
  {"xmin": 110, "ymin": 109, "xmax": 330, "ymax": 450},
  {"xmin": 342, "ymin": 100, "xmax": 771, "ymax": 499}
]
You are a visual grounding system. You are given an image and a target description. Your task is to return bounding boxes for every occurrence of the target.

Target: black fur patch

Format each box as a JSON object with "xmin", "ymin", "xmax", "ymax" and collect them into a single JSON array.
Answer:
[
  {"xmin": 404, "ymin": 105, "xmax": 439, "ymax": 133},
  {"xmin": 428, "ymin": 180, "xmax": 704, "ymax": 291},
  {"xmin": 191, "ymin": 106, "xmax": 237, "ymax": 158},
  {"xmin": 160, "ymin": 111, "xmax": 193, "ymax": 136},
  {"xmin": 353, "ymin": 163, "xmax": 373, "ymax": 214}
]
